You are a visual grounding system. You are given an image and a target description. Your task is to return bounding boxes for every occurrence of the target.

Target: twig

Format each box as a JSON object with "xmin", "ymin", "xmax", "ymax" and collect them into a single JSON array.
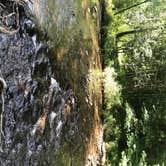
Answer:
[
  {"xmin": 0, "ymin": 74, "xmax": 7, "ymax": 152},
  {"xmin": 114, "ymin": 0, "xmax": 151, "ymax": 15},
  {"xmin": 0, "ymin": 26, "xmax": 19, "ymax": 35},
  {"xmin": 0, "ymin": 0, "xmax": 22, "ymax": 35},
  {"xmin": 0, "ymin": 3, "xmax": 6, "ymax": 9}
]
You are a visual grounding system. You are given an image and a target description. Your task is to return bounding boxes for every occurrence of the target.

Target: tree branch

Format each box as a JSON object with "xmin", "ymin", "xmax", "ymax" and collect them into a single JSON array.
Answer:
[
  {"xmin": 114, "ymin": 0, "xmax": 151, "ymax": 15},
  {"xmin": 116, "ymin": 29, "xmax": 143, "ymax": 39},
  {"xmin": 116, "ymin": 24, "xmax": 166, "ymax": 39}
]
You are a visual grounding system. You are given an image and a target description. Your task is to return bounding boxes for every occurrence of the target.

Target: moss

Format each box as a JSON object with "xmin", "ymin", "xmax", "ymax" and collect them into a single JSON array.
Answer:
[
  {"xmin": 31, "ymin": 0, "xmax": 103, "ymax": 164},
  {"xmin": 55, "ymin": 143, "xmax": 85, "ymax": 166}
]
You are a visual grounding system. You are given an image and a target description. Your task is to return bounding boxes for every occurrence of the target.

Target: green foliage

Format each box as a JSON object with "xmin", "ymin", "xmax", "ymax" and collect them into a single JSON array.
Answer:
[
  {"xmin": 103, "ymin": 67, "xmax": 121, "ymax": 110},
  {"xmin": 103, "ymin": 0, "xmax": 166, "ymax": 165},
  {"xmin": 103, "ymin": 66, "xmax": 123, "ymax": 165}
]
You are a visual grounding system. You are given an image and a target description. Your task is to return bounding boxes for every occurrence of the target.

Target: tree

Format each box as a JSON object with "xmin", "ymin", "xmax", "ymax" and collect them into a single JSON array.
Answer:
[{"xmin": 103, "ymin": 0, "xmax": 166, "ymax": 165}]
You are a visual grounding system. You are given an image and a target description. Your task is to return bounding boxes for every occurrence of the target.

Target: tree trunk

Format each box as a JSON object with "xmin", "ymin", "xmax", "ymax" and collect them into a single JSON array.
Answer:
[{"xmin": 0, "ymin": 0, "xmax": 104, "ymax": 165}]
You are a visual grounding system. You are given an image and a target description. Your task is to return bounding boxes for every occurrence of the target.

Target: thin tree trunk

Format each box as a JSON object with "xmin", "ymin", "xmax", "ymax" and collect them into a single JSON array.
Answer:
[{"xmin": 114, "ymin": 0, "xmax": 151, "ymax": 15}]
